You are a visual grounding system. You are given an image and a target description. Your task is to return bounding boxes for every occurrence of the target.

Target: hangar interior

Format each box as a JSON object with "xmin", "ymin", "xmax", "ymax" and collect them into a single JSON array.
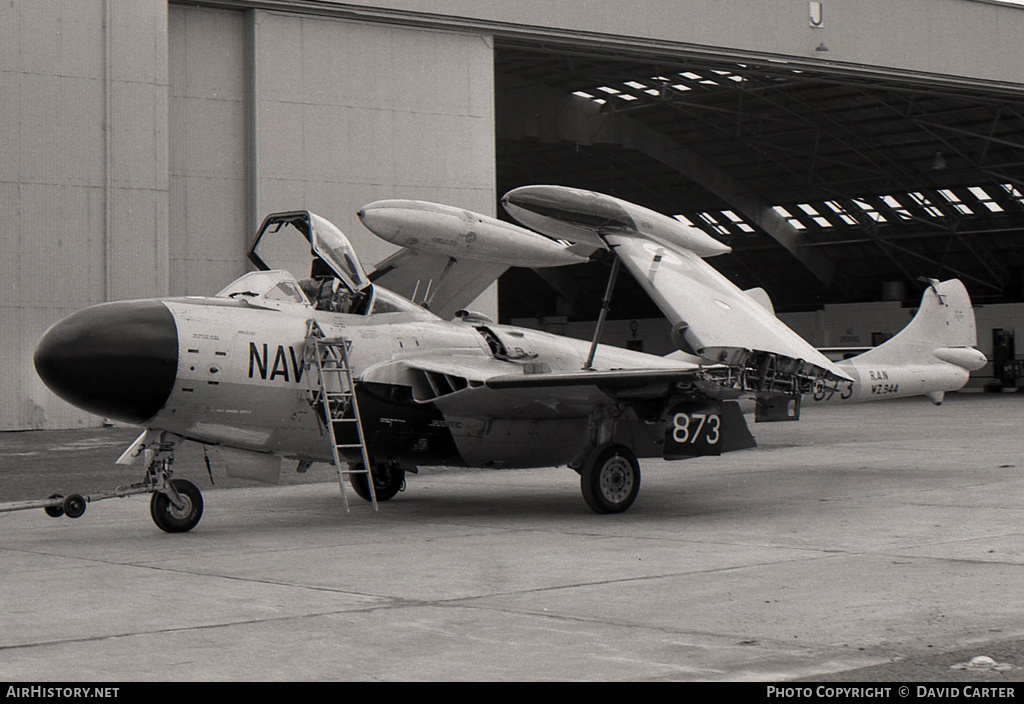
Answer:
[
  {"xmin": 495, "ymin": 41, "xmax": 1024, "ymax": 315},
  {"xmin": 492, "ymin": 35, "xmax": 1024, "ymax": 386},
  {"xmin": 4, "ymin": 0, "xmax": 1024, "ymax": 429}
]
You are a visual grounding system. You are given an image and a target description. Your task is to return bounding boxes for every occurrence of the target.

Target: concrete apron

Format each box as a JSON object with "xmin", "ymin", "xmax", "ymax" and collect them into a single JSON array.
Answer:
[{"xmin": 0, "ymin": 393, "xmax": 1022, "ymax": 681}]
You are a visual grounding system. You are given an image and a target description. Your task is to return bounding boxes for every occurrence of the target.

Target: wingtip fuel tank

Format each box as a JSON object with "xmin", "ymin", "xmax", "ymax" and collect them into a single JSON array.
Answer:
[
  {"xmin": 501, "ymin": 185, "xmax": 732, "ymax": 258},
  {"xmin": 358, "ymin": 199, "xmax": 590, "ymax": 268}
]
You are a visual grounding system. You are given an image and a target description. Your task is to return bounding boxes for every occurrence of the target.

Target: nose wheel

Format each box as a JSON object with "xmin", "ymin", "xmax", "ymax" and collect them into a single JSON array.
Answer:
[
  {"xmin": 3, "ymin": 432, "xmax": 206, "ymax": 532},
  {"xmin": 150, "ymin": 478, "xmax": 204, "ymax": 533}
]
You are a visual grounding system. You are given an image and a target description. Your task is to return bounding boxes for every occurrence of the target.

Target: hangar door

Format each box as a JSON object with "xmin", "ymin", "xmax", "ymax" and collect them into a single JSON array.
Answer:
[
  {"xmin": 168, "ymin": 4, "xmax": 498, "ymax": 301},
  {"xmin": 169, "ymin": 5, "xmax": 251, "ymax": 297}
]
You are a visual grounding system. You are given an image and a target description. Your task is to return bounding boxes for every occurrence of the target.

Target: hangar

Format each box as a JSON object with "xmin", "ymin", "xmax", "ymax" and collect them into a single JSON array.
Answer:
[{"xmin": 3, "ymin": 0, "xmax": 1024, "ymax": 429}]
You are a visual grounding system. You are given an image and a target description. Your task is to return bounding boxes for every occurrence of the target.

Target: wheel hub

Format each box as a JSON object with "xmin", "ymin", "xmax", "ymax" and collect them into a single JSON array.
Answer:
[
  {"xmin": 167, "ymin": 493, "xmax": 193, "ymax": 519},
  {"xmin": 599, "ymin": 456, "xmax": 634, "ymax": 504}
]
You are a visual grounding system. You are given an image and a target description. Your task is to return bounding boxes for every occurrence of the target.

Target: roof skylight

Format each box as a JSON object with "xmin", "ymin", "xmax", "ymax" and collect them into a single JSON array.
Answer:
[
  {"xmin": 674, "ymin": 183, "xmax": 1014, "ymax": 240},
  {"xmin": 772, "ymin": 206, "xmax": 806, "ymax": 230},
  {"xmin": 880, "ymin": 195, "xmax": 912, "ymax": 220},
  {"xmin": 698, "ymin": 212, "xmax": 731, "ymax": 236},
  {"xmin": 968, "ymin": 186, "xmax": 1005, "ymax": 212},
  {"xmin": 852, "ymin": 200, "xmax": 887, "ymax": 222},
  {"xmin": 907, "ymin": 192, "xmax": 945, "ymax": 218},
  {"xmin": 1002, "ymin": 184, "xmax": 1024, "ymax": 205},
  {"xmin": 938, "ymin": 189, "xmax": 974, "ymax": 215},
  {"xmin": 823, "ymin": 201, "xmax": 858, "ymax": 225}
]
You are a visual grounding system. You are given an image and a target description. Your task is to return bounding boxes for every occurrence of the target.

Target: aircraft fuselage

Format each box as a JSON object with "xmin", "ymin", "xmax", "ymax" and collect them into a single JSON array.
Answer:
[
  {"xmin": 35, "ymin": 287, "xmax": 977, "ymax": 474},
  {"xmin": 36, "ymin": 293, "xmax": 679, "ymax": 471}
]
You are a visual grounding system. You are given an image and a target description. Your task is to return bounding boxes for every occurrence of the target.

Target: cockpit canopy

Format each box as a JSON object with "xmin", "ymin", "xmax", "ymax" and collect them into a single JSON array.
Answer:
[
  {"xmin": 248, "ymin": 211, "xmax": 371, "ymax": 294},
  {"xmin": 247, "ymin": 211, "xmax": 373, "ymax": 314}
]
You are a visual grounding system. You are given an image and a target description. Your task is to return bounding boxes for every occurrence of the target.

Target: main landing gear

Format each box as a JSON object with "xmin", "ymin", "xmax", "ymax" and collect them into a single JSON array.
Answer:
[
  {"xmin": 578, "ymin": 443, "xmax": 641, "ymax": 514},
  {"xmin": 349, "ymin": 461, "xmax": 406, "ymax": 503}
]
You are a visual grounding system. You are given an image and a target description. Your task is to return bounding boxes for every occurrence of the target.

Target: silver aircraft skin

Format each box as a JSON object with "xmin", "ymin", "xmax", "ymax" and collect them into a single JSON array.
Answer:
[{"xmin": 29, "ymin": 188, "xmax": 987, "ymax": 532}]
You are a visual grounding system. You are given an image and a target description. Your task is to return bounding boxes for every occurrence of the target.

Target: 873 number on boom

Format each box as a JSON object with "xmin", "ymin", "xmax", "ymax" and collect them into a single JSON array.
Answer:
[
  {"xmin": 664, "ymin": 402, "xmax": 724, "ymax": 457},
  {"xmin": 672, "ymin": 412, "xmax": 720, "ymax": 445}
]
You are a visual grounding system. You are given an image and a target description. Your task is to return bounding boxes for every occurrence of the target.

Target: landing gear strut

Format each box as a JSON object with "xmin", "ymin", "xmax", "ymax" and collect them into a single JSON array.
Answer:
[{"xmin": 141, "ymin": 435, "xmax": 204, "ymax": 533}]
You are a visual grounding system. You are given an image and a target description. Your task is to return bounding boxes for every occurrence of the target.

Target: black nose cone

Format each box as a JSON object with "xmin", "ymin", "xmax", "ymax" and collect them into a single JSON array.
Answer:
[{"xmin": 34, "ymin": 301, "xmax": 179, "ymax": 424}]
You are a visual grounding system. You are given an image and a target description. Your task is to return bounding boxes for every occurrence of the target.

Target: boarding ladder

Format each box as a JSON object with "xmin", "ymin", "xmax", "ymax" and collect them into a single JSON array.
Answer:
[{"xmin": 306, "ymin": 321, "xmax": 377, "ymax": 512}]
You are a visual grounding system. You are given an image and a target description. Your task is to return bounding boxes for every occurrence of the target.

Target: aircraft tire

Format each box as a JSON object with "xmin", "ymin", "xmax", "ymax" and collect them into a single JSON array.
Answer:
[
  {"xmin": 580, "ymin": 443, "xmax": 641, "ymax": 514},
  {"xmin": 349, "ymin": 463, "xmax": 406, "ymax": 503},
  {"xmin": 150, "ymin": 479, "xmax": 204, "ymax": 533},
  {"xmin": 45, "ymin": 493, "xmax": 65, "ymax": 518}
]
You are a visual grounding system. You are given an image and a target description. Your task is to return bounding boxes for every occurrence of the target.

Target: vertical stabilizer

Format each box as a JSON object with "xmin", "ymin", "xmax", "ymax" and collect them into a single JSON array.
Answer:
[{"xmin": 846, "ymin": 279, "xmax": 984, "ymax": 370}]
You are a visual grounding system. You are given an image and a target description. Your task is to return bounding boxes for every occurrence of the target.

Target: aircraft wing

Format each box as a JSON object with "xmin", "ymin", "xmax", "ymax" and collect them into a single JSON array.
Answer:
[
  {"xmin": 360, "ymin": 199, "xmax": 592, "ymax": 320},
  {"xmin": 501, "ymin": 185, "xmax": 850, "ymax": 385},
  {"xmin": 605, "ymin": 233, "xmax": 851, "ymax": 381},
  {"xmin": 360, "ymin": 354, "xmax": 704, "ymax": 423},
  {"xmin": 369, "ymin": 249, "xmax": 506, "ymax": 320},
  {"xmin": 361, "ymin": 354, "xmax": 756, "ymax": 455}
]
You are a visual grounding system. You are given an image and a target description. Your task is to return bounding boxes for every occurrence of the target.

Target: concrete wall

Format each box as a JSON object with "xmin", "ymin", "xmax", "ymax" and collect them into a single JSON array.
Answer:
[
  {"xmin": 168, "ymin": 6, "xmax": 496, "ymax": 297},
  {"xmin": 251, "ymin": 10, "xmax": 496, "ymax": 269},
  {"xmin": 169, "ymin": 5, "xmax": 251, "ymax": 296},
  {"xmin": 294, "ymin": 0, "xmax": 1024, "ymax": 89},
  {"xmin": 0, "ymin": 0, "xmax": 169, "ymax": 429},
  {"xmin": 2, "ymin": 1, "xmax": 496, "ymax": 430}
]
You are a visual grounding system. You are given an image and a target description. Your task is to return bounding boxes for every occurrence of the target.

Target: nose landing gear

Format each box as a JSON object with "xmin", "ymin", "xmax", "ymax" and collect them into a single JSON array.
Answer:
[
  {"xmin": 136, "ymin": 433, "xmax": 205, "ymax": 533},
  {"xmin": 0, "ymin": 431, "xmax": 205, "ymax": 534}
]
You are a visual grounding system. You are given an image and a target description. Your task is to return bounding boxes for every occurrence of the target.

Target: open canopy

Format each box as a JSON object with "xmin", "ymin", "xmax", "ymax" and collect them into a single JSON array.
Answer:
[{"xmin": 248, "ymin": 211, "xmax": 371, "ymax": 294}]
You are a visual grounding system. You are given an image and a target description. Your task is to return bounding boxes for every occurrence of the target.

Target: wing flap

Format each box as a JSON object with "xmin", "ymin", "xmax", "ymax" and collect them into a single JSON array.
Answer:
[{"xmin": 485, "ymin": 366, "xmax": 698, "ymax": 391}]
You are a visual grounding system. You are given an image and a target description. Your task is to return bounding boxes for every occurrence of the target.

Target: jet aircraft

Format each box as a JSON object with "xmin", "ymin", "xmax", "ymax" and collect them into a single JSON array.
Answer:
[{"xmin": 22, "ymin": 186, "xmax": 986, "ymax": 532}]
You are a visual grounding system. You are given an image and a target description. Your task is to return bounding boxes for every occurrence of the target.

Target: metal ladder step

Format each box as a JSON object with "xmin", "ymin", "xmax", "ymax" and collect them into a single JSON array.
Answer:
[{"xmin": 305, "ymin": 322, "xmax": 377, "ymax": 512}]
